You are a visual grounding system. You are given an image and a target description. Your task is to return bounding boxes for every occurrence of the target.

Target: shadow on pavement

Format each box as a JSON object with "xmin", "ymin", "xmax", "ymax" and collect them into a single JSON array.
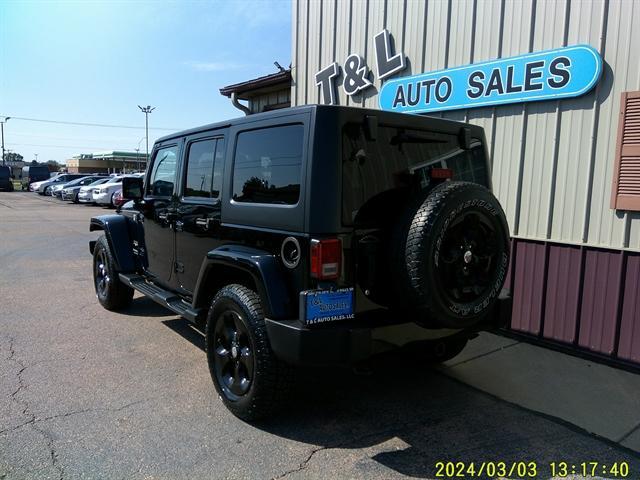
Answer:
[
  {"xmin": 123, "ymin": 296, "xmax": 177, "ymax": 318},
  {"xmin": 162, "ymin": 318, "xmax": 206, "ymax": 350},
  {"xmin": 163, "ymin": 318, "xmax": 640, "ymax": 479}
]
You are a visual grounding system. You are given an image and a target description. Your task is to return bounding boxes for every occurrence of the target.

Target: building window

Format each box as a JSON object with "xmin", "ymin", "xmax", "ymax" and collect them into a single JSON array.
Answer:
[
  {"xmin": 232, "ymin": 124, "xmax": 303, "ymax": 205},
  {"xmin": 611, "ymin": 91, "xmax": 640, "ymax": 211}
]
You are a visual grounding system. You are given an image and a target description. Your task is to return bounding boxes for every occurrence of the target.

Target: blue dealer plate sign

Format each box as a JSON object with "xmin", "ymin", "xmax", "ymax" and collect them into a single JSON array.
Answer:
[
  {"xmin": 301, "ymin": 288, "xmax": 355, "ymax": 325},
  {"xmin": 379, "ymin": 45, "xmax": 602, "ymax": 114}
]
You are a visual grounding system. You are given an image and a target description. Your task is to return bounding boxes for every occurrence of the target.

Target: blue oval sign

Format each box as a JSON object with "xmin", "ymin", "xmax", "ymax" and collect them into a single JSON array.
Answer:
[{"xmin": 379, "ymin": 45, "xmax": 602, "ymax": 114}]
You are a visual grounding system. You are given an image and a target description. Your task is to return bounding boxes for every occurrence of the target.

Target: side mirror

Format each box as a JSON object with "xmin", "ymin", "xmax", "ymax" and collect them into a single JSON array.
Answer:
[{"xmin": 122, "ymin": 176, "xmax": 143, "ymax": 201}]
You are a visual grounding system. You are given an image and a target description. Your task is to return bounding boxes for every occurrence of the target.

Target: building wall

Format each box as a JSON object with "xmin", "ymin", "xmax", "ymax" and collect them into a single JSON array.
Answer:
[
  {"xmin": 248, "ymin": 88, "xmax": 291, "ymax": 113},
  {"xmin": 291, "ymin": 0, "xmax": 640, "ymax": 367},
  {"xmin": 66, "ymin": 158, "xmax": 145, "ymax": 174},
  {"xmin": 291, "ymin": 0, "xmax": 640, "ymax": 251}
]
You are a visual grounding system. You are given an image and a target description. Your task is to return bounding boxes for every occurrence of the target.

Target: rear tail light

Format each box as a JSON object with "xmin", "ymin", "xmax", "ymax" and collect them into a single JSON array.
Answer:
[
  {"xmin": 310, "ymin": 238, "xmax": 342, "ymax": 280},
  {"xmin": 430, "ymin": 168, "xmax": 454, "ymax": 179}
]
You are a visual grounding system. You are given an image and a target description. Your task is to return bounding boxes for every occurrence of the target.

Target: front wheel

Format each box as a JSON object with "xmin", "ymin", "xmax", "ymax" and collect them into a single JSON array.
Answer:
[
  {"xmin": 92, "ymin": 235, "xmax": 134, "ymax": 310},
  {"xmin": 205, "ymin": 284, "xmax": 293, "ymax": 421}
]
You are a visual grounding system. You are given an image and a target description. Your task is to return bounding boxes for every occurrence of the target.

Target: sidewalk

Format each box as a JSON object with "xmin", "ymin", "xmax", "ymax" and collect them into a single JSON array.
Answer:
[{"xmin": 438, "ymin": 332, "xmax": 640, "ymax": 453}]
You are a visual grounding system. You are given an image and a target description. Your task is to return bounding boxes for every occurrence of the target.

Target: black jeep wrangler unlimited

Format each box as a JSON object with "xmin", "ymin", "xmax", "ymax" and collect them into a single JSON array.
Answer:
[{"xmin": 89, "ymin": 105, "xmax": 510, "ymax": 420}]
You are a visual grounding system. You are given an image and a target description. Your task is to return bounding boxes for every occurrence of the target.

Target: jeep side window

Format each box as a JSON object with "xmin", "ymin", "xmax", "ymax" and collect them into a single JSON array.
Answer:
[
  {"xmin": 184, "ymin": 139, "xmax": 215, "ymax": 199},
  {"xmin": 183, "ymin": 138, "xmax": 225, "ymax": 200},
  {"xmin": 232, "ymin": 124, "xmax": 303, "ymax": 205},
  {"xmin": 148, "ymin": 145, "xmax": 178, "ymax": 197}
]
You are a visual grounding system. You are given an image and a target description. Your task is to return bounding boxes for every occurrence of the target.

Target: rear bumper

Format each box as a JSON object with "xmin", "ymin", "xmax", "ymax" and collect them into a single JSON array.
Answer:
[{"xmin": 265, "ymin": 292, "xmax": 512, "ymax": 366}]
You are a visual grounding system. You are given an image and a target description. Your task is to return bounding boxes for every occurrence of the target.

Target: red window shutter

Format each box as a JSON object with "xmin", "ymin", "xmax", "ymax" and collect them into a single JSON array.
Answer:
[{"xmin": 611, "ymin": 91, "xmax": 640, "ymax": 210}]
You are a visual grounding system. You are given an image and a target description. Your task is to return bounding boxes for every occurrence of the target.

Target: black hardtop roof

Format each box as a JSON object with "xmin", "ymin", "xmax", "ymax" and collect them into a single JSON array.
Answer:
[{"xmin": 154, "ymin": 105, "xmax": 480, "ymax": 145}]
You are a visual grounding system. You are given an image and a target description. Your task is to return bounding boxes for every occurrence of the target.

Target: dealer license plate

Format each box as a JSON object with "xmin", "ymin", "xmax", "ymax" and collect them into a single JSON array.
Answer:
[{"xmin": 300, "ymin": 288, "xmax": 355, "ymax": 325}]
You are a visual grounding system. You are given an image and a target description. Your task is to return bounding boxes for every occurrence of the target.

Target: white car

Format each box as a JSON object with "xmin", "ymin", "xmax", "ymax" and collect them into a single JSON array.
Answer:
[
  {"xmin": 29, "ymin": 174, "xmax": 62, "ymax": 192},
  {"xmin": 77, "ymin": 178, "xmax": 111, "ymax": 203},
  {"xmin": 92, "ymin": 176, "xmax": 124, "ymax": 206},
  {"xmin": 92, "ymin": 174, "xmax": 145, "ymax": 206}
]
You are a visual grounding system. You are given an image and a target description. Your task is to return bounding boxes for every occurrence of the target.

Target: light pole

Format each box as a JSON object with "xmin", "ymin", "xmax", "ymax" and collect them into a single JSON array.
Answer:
[
  {"xmin": 1, "ymin": 117, "xmax": 10, "ymax": 166},
  {"xmin": 138, "ymin": 105, "xmax": 155, "ymax": 165},
  {"xmin": 136, "ymin": 136, "xmax": 145, "ymax": 171}
]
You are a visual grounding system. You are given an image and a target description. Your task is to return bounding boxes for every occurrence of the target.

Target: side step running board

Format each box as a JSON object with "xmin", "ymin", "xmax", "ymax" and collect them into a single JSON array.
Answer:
[{"xmin": 119, "ymin": 273, "xmax": 203, "ymax": 324}]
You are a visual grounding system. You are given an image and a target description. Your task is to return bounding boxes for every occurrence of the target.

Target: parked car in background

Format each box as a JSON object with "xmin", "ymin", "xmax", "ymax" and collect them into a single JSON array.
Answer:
[
  {"xmin": 51, "ymin": 183, "xmax": 67, "ymax": 198},
  {"xmin": 37, "ymin": 174, "xmax": 86, "ymax": 195},
  {"xmin": 112, "ymin": 189, "xmax": 127, "ymax": 209},
  {"xmin": 93, "ymin": 174, "xmax": 143, "ymax": 207},
  {"xmin": 78, "ymin": 178, "xmax": 111, "ymax": 204},
  {"xmin": 0, "ymin": 165, "xmax": 14, "ymax": 192},
  {"xmin": 22, "ymin": 166, "xmax": 52, "ymax": 191},
  {"xmin": 92, "ymin": 176, "xmax": 124, "ymax": 207},
  {"xmin": 60, "ymin": 176, "xmax": 108, "ymax": 202}
]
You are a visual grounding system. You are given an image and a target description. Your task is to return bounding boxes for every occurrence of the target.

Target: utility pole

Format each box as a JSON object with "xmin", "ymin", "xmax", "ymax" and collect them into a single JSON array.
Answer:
[
  {"xmin": 136, "ymin": 136, "xmax": 145, "ymax": 171},
  {"xmin": 1, "ymin": 117, "xmax": 10, "ymax": 166},
  {"xmin": 135, "ymin": 148, "xmax": 140, "ymax": 172},
  {"xmin": 138, "ymin": 105, "xmax": 155, "ymax": 165}
]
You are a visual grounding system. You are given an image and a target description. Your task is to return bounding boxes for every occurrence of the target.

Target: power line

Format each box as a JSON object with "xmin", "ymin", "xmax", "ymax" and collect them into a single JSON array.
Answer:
[
  {"xmin": 8, "ymin": 142, "xmax": 113, "ymax": 150},
  {"xmin": 0, "ymin": 115, "xmax": 181, "ymax": 131}
]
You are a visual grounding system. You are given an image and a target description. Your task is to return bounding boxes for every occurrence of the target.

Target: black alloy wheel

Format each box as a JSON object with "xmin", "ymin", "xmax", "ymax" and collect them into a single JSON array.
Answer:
[
  {"xmin": 94, "ymin": 248, "xmax": 110, "ymax": 299},
  {"xmin": 436, "ymin": 209, "xmax": 500, "ymax": 305},
  {"xmin": 206, "ymin": 284, "xmax": 293, "ymax": 421},
  {"xmin": 390, "ymin": 181, "xmax": 510, "ymax": 328},
  {"xmin": 92, "ymin": 235, "xmax": 134, "ymax": 311},
  {"xmin": 212, "ymin": 309, "xmax": 255, "ymax": 400}
]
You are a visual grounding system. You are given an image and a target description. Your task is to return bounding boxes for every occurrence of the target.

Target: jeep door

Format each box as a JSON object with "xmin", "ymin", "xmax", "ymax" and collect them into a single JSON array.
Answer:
[
  {"xmin": 174, "ymin": 133, "xmax": 226, "ymax": 294},
  {"xmin": 140, "ymin": 143, "xmax": 180, "ymax": 288}
]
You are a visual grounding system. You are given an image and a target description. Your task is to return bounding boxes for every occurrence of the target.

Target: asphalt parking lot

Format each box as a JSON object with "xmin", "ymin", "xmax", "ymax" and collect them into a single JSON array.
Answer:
[{"xmin": 1, "ymin": 191, "xmax": 639, "ymax": 480}]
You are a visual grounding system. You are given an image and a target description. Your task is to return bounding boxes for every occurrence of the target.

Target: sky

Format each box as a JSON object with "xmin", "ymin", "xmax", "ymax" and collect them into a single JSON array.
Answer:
[{"xmin": 0, "ymin": 0, "xmax": 291, "ymax": 164}]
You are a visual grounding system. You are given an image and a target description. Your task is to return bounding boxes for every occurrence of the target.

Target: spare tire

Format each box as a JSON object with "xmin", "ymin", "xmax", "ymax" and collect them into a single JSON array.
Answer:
[{"xmin": 390, "ymin": 181, "xmax": 510, "ymax": 328}]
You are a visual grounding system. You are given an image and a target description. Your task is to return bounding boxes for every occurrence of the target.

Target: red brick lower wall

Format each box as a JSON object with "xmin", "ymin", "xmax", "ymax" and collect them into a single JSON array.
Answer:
[{"xmin": 508, "ymin": 239, "xmax": 640, "ymax": 366}]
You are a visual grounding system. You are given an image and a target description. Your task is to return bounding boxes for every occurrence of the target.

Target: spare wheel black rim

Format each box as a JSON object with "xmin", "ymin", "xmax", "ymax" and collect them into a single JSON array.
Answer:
[
  {"xmin": 435, "ymin": 208, "xmax": 501, "ymax": 305},
  {"xmin": 213, "ymin": 309, "xmax": 254, "ymax": 400}
]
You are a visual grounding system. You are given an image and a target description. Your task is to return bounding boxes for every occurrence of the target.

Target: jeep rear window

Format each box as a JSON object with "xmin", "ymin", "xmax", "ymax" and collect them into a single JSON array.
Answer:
[
  {"xmin": 342, "ymin": 123, "xmax": 488, "ymax": 225},
  {"xmin": 232, "ymin": 124, "xmax": 303, "ymax": 205}
]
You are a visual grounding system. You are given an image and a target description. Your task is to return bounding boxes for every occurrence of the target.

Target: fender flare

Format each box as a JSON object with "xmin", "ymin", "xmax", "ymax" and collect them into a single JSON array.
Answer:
[
  {"xmin": 193, "ymin": 245, "xmax": 292, "ymax": 319},
  {"xmin": 89, "ymin": 215, "xmax": 136, "ymax": 272}
]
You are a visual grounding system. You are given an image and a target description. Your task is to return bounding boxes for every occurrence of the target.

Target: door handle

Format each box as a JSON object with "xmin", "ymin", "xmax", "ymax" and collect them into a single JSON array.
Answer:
[
  {"xmin": 195, "ymin": 217, "xmax": 219, "ymax": 229},
  {"xmin": 158, "ymin": 211, "xmax": 177, "ymax": 222}
]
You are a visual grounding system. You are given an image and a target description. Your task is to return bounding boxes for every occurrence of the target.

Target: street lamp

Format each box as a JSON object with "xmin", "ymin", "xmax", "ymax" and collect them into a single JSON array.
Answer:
[
  {"xmin": 1, "ymin": 116, "xmax": 11, "ymax": 166},
  {"xmin": 136, "ymin": 136, "xmax": 145, "ymax": 171},
  {"xmin": 138, "ymin": 105, "xmax": 155, "ymax": 165}
]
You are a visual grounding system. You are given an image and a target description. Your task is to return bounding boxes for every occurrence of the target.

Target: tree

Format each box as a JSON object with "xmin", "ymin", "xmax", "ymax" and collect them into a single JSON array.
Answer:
[{"xmin": 4, "ymin": 152, "xmax": 23, "ymax": 163}]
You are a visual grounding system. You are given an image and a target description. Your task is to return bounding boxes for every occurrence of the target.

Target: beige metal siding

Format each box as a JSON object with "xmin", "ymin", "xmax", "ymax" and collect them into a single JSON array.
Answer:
[{"xmin": 291, "ymin": 0, "xmax": 640, "ymax": 251}]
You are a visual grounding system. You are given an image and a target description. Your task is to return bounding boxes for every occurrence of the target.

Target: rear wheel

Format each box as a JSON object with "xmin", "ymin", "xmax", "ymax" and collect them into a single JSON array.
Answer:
[
  {"xmin": 92, "ymin": 235, "xmax": 134, "ymax": 310},
  {"xmin": 206, "ymin": 284, "xmax": 293, "ymax": 421}
]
